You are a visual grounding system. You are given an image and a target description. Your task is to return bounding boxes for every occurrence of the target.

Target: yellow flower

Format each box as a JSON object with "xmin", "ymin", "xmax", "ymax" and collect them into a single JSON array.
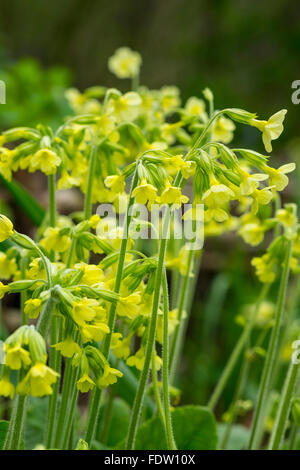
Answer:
[
  {"xmin": 263, "ymin": 163, "xmax": 295, "ymax": 191},
  {"xmin": 80, "ymin": 322, "xmax": 110, "ymax": 343},
  {"xmin": 251, "ymin": 188, "xmax": 273, "ymax": 214},
  {"xmin": 126, "ymin": 347, "xmax": 145, "ymax": 370},
  {"xmin": 0, "ymin": 281, "xmax": 9, "ymax": 299},
  {"xmin": 117, "ymin": 293, "xmax": 141, "ymax": 319},
  {"xmin": 16, "ymin": 362, "xmax": 59, "ymax": 397},
  {"xmin": 0, "ymin": 214, "xmax": 13, "ymax": 242},
  {"xmin": 77, "ymin": 373, "xmax": 95, "ymax": 393},
  {"xmin": 111, "ymin": 333, "xmax": 131, "ymax": 359},
  {"xmin": 4, "ymin": 343, "xmax": 32, "ymax": 370},
  {"xmin": 108, "ymin": 92, "xmax": 141, "ymax": 121},
  {"xmin": 52, "ymin": 337, "xmax": 81, "ymax": 358},
  {"xmin": 159, "ymin": 184, "xmax": 189, "ymax": 206},
  {"xmin": 203, "ymin": 183, "xmax": 234, "ymax": 207},
  {"xmin": 27, "ymin": 258, "xmax": 45, "ymax": 280},
  {"xmin": 132, "ymin": 178, "xmax": 157, "ymax": 205},
  {"xmin": 156, "ymin": 309, "xmax": 179, "ymax": 343},
  {"xmin": 160, "ymin": 86, "xmax": 181, "ymax": 113},
  {"xmin": 30, "ymin": 149, "xmax": 61, "ymax": 175},
  {"xmin": 104, "ymin": 174, "xmax": 126, "ymax": 194},
  {"xmin": 251, "ymin": 254, "xmax": 276, "ymax": 283},
  {"xmin": 239, "ymin": 223, "xmax": 266, "ymax": 246},
  {"xmin": 212, "ymin": 116, "xmax": 235, "ymax": 143},
  {"xmin": 0, "ymin": 252, "xmax": 17, "ymax": 279},
  {"xmin": 166, "ymin": 245, "xmax": 192, "ymax": 275},
  {"xmin": 72, "ymin": 298, "xmax": 98, "ymax": 326},
  {"xmin": 24, "ymin": 298, "xmax": 43, "ymax": 319},
  {"xmin": 0, "ymin": 376, "xmax": 15, "ymax": 399},
  {"xmin": 108, "ymin": 47, "xmax": 142, "ymax": 79},
  {"xmin": 251, "ymin": 109, "xmax": 287, "ymax": 152},
  {"xmin": 185, "ymin": 97, "xmax": 207, "ymax": 120},
  {"xmin": 97, "ymin": 364, "xmax": 123, "ymax": 388},
  {"xmin": 40, "ymin": 227, "xmax": 70, "ymax": 253},
  {"xmin": 75, "ymin": 263, "xmax": 104, "ymax": 286}
]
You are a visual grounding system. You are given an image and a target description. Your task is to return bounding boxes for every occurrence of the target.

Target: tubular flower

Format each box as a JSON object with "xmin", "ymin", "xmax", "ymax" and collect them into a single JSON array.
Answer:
[
  {"xmin": 30, "ymin": 148, "xmax": 61, "ymax": 175},
  {"xmin": 24, "ymin": 298, "xmax": 43, "ymax": 319},
  {"xmin": 263, "ymin": 163, "xmax": 296, "ymax": 191},
  {"xmin": 251, "ymin": 254, "xmax": 277, "ymax": 284},
  {"xmin": 108, "ymin": 92, "xmax": 141, "ymax": 121},
  {"xmin": 16, "ymin": 362, "xmax": 59, "ymax": 397},
  {"xmin": 0, "ymin": 376, "xmax": 15, "ymax": 399},
  {"xmin": 52, "ymin": 337, "xmax": 81, "ymax": 358},
  {"xmin": 0, "ymin": 281, "xmax": 9, "ymax": 299},
  {"xmin": 77, "ymin": 373, "xmax": 95, "ymax": 393},
  {"xmin": 104, "ymin": 174, "xmax": 126, "ymax": 194},
  {"xmin": 80, "ymin": 322, "xmax": 110, "ymax": 343},
  {"xmin": 72, "ymin": 298, "xmax": 98, "ymax": 326},
  {"xmin": 96, "ymin": 364, "xmax": 123, "ymax": 389},
  {"xmin": 158, "ymin": 184, "xmax": 189, "ymax": 206},
  {"xmin": 108, "ymin": 47, "xmax": 142, "ymax": 79},
  {"xmin": 111, "ymin": 333, "xmax": 131, "ymax": 359},
  {"xmin": 4, "ymin": 343, "xmax": 32, "ymax": 370},
  {"xmin": 212, "ymin": 116, "xmax": 235, "ymax": 143},
  {"xmin": 117, "ymin": 293, "xmax": 141, "ymax": 319},
  {"xmin": 0, "ymin": 252, "xmax": 18, "ymax": 280},
  {"xmin": 0, "ymin": 214, "xmax": 13, "ymax": 242},
  {"xmin": 132, "ymin": 178, "xmax": 158, "ymax": 205},
  {"xmin": 250, "ymin": 109, "xmax": 287, "ymax": 152},
  {"xmin": 238, "ymin": 223, "xmax": 266, "ymax": 246},
  {"xmin": 75, "ymin": 263, "xmax": 104, "ymax": 286},
  {"xmin": 40, "ymin": 227, "xmax": 70, "ymax": 253}
]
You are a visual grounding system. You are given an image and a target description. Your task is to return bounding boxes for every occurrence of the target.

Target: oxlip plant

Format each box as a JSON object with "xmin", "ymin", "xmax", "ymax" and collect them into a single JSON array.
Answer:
[{"xmin": 0, "ymin": 47, "xmax": 298, "ymax": 450}]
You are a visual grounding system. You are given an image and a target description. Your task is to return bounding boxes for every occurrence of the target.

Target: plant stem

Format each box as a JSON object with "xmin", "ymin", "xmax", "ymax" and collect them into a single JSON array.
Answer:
[
  {"xmin": 54, "ymin": 359, "xmax": 72, "ymax": 449},
  {"xmin": 162, "ymin": 271, "xmax": 177, "ymax": 450},
  {"xmin": 61, "ymin": 367, "xmax": 81, "ymax": 449},
  {"xmin": 208, "ymin": 282, "xmax": 269, "ymax": 410},
  {"xmin": 269, "ymin": 359, "xmax": 300, "ymax": 449},
  {"xmin": 4, "ymin": 296, "xmax": 55, "ymax": 450},
  {"xmin": 248, "ymin": 238, "xmax": 293, "ymax": 449},
  {"xmin": 85, "ymin": 166, "xmax": 139, "ymax": 446},
  {"xmin": 169, "ymin": 249, "xmax": 194, "ymax": 380},
  {"xmin": 151, "ymin": 353, "xmax": 165, "ymax": 425},
  {"xmin": 48, "ymin": 174, "xmax": 56, "ymax": 228},
  {"xmin": 289, "ymin": 424, "xmax": 298, "ymax": 450},
  {"xmin": 46, "ymin": 315, "xmax": 62, "ymax": 449},
  {"xmin": 84, "ymin": 145, "xmax": 98, "ymax": 220},
  {"xmin": 125, "ymin": 207, "xmax": 171, "ymax": 450}
]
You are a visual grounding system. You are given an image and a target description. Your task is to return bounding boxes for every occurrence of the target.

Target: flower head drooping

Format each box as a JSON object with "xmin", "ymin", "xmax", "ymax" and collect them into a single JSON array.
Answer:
[
  {"xmin": 250, "ymin": 110, "xmax": 287, "ymax": 153},
  {"xmin": 16, "ymin": 362, "xmax": 59, "ymax": 397},
  {"xmin": 96, "ymin": 364, "xmax": 123, "ymax": 388},
  {"xmin": 0, "ymin": 214, "xmax": 13, "ymax": 242},
  {"xmin": 24, "ymin": 298, "xmax": 43, "ymax": 319},
  {"xmin": 30, "ymin": 148, "xmax": 61, "ymax": 175}
]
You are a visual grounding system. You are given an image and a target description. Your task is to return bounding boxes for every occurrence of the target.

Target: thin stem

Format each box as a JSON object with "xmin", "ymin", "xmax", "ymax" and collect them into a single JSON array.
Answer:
[
  {"xmin": 46, "ymin": 315, "xmax": 62, "ymax": 449},
  {"xmin": 162, "ymin": 271, "xmax": 177, "ymax": 450},
  {"xmin": 61, "ymin": 367, "xmax": 81, "ymax": 449},
  {"xmin": 48, "ymin": 173, "xmax": 56, "ymax": 228},
  {"xmin": 125, "ymin": 207, "xmax": 171, "ymax": 450},
  {"xmin": 248, "ymin": 238, "xmax": 293, "ymax": 449},
  {"xmin": 289, "ymin": 424, "xmax": 298, "ymax": 450},
  {"xmin": 208, "ymin": 283, "xmax": 269, "ymax": 410},
  {"xmin": 151, "ymin": 353, "xmax": 165, "ymax": 425},
  {"xmin": 85, "ymin": 166, "xmax": 139, "ymax": 446},
  {"xmin": 54, "ymin": 359, "xmax": 72, "ymax": 449},
  {"xmin": 4, "ymin": 296, "xmax": 55, "ymax": 450},
  {"xmin": 269, "ymin": 360, "xmax": 300, "ymax": 450},
  {"xmin": 84, "ymin": 145, "xmax": 98, "ymax": 220},
  {"xmin": 169, "ymin": 249, "xmax": 194, "ymax": 380}
]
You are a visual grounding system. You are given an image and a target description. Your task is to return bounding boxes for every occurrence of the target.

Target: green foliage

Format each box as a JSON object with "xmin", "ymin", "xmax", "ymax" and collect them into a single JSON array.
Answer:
[
  {"xmin": 131, "ymin": 406, "xmax": 217, "ymax": 450},
  {"xmin": 0, "ymin": 420, "xmax": 9, "ymax": 450}
]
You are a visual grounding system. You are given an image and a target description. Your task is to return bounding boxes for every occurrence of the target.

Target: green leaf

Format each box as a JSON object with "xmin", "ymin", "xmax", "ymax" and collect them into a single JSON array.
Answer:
[
  {"xmin": 217, "ymin": 423, "xmax": 250, "ymax": 450},
  {"xmin": 132, "ymin": 406, "xmax": 218, "ymax": 450},
  {"xmin": 0, "ymin": 420, "xmax": 9, "ymax": 450},
  {"xmin": 24, "ymin": 397, "xmax": 48, "ymax": 449},
  {"xmin": 0, "ymin": 176, "xmax": 45, "ymax": 226},
  {"xmin": 106, "ymin": 398, "xmax": 130, "ymax": 447}
]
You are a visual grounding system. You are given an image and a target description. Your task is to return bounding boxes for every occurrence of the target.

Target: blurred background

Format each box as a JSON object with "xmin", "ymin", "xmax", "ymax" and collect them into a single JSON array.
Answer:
[{"xmin": 0, "ymin": 0, "xmax": 300, "ymax": 443}]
